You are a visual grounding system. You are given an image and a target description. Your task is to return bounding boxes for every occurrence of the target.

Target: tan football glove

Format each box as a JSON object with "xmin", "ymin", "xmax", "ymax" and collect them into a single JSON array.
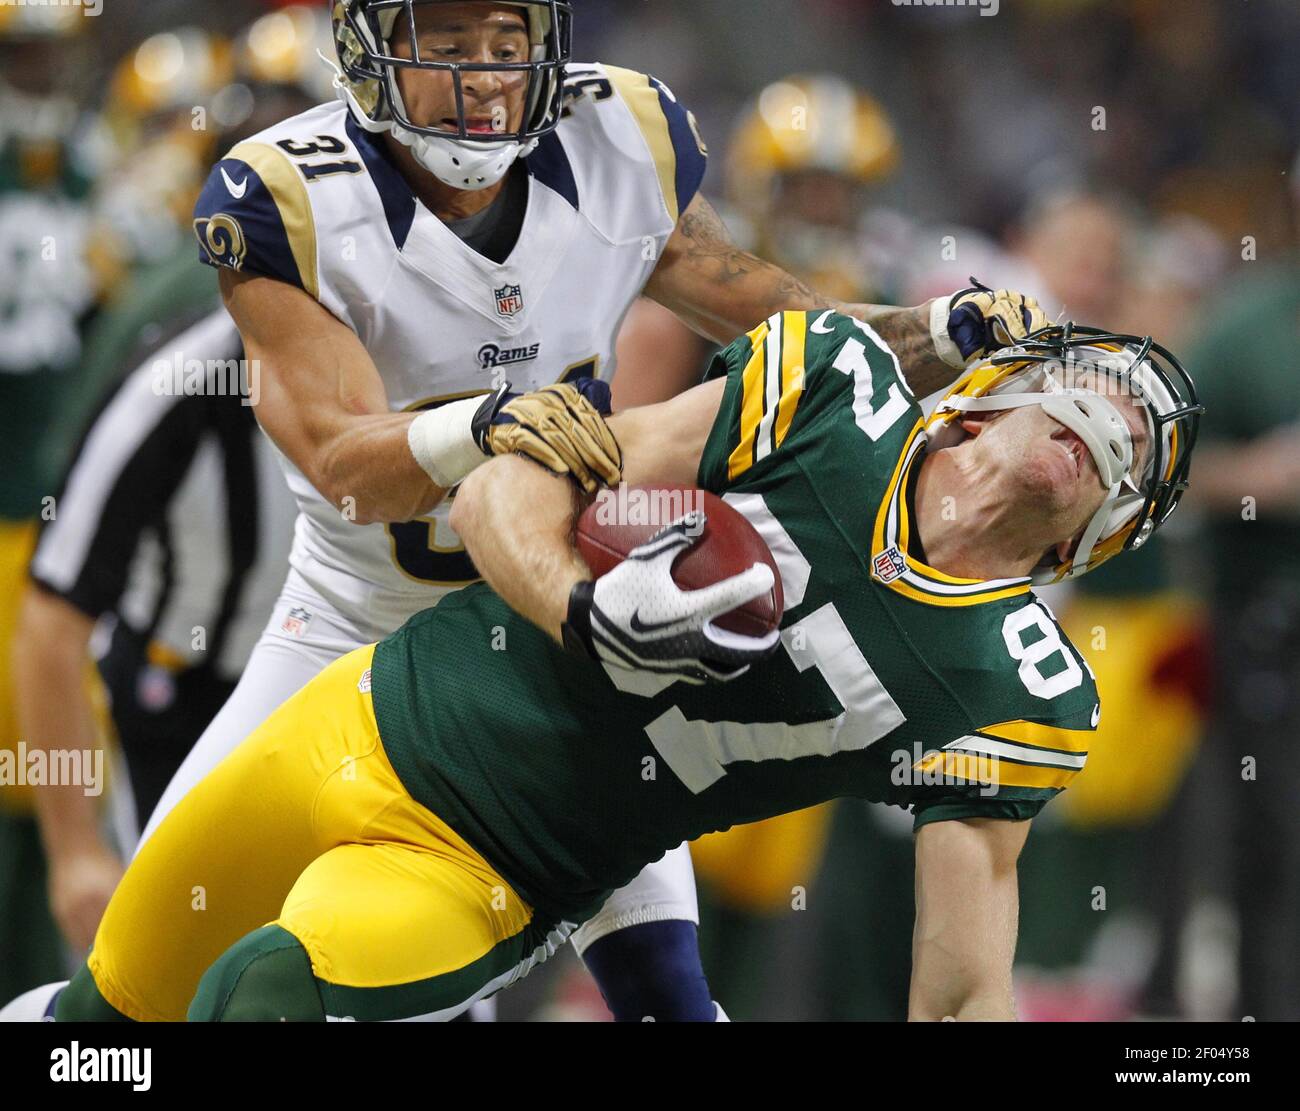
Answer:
[
  {"xmin": 473, "ymin": 380, "xmax": 623, "ymax": 495},
  {"xmin": 934, "ymin": 278, "xmax": 1050, "ymax": 368}
]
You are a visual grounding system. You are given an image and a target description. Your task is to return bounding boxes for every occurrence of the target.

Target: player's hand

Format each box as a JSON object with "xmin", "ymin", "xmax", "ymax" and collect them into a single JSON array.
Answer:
[
  {"xmin": 562, "ymin": 511, "xmax": 780, "ymax": 684},
  {"xmin": 47, "ymin": 842, "xmax": 124, "ymax": 952},
  {"xmin": 944, "ymin": 277, "xmax": 1049, "ymax": 365},
  {"xmin": 472, "ymin": 379, "xmax": 623, "ymax": 494}
]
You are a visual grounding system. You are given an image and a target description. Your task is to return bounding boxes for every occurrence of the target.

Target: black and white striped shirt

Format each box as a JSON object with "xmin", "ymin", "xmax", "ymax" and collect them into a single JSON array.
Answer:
[{"xmin": 30, "ymin": 308, "xmax": 297, "ymax": 685}]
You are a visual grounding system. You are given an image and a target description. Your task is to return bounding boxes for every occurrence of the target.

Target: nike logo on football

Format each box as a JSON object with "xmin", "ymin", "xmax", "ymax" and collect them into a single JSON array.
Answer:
[
  {"xmin": 811, "ymin": 310, "xmax": 837, "ymax": 334},
  {"xmin": 220, "ymin": 167, "xmax": 248, "ymax": 199}
]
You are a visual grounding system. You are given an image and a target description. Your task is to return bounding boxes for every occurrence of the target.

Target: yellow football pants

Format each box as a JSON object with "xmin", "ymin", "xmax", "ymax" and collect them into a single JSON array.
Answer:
[{"xmin": 88, "ymin": 644, "xmax": 564, "ymax": 1021}]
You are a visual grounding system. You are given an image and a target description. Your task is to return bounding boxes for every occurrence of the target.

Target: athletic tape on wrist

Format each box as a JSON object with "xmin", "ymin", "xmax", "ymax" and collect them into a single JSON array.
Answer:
[
  {"xmin": 407, "ymin": 395, "xmax": 491, "ymax": 489},
  {"xmin": 929, "ymin": 294, "xmax": 966, "ymax": 369}
]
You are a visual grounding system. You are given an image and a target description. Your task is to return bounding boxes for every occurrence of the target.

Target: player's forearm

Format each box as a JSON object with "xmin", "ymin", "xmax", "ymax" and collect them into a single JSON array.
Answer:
[
  {"xmin": 850, "ymin": 302, "xmax": 957, "ymax": 397},
  {"xmin": 909, "ymin": 955, "xmax": 1017, "ymax": 1021},
  {"xmin": 450, "ymin": 455, "xmax": 589, "ymax": 643},
  {"xmin": 646, "ymin": 197, "xmax": 952, "ymax": 395},
  {"xmin": 909, "ymin": 818, "xmax": 1024, "ymax": 1021},
  {"xmin": 13, "ymin": 589, "xmax": 107, "ymax": 859},
  {"xmin": 303, "ymin": 412, "xmax": 448, "ymax": 525}
]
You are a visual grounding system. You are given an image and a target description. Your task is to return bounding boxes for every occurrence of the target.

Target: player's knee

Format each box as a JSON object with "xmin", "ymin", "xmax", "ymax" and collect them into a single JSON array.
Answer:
[{"xmin": 189, "ymin": 925, "xmax": 325, "ymax": 1022}]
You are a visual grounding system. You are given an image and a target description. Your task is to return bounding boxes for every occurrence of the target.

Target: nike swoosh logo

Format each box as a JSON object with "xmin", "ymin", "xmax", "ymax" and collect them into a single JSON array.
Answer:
[
  {"xmin": 810, "ymin": 310, "xmax": 836, "ymax": 334},
  {"xmin": 220, "ymin": 167, "xmax": 248, "ymax": 199},
  {"xmin": 628, "ymin": 610, "xmax": 686, "ymax": 636}
]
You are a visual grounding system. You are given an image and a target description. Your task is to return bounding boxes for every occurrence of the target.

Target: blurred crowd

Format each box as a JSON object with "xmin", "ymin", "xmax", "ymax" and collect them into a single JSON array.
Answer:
[{"xmin": 1, "ymin": 0, "xmax": 1297, "ymax": 1021}]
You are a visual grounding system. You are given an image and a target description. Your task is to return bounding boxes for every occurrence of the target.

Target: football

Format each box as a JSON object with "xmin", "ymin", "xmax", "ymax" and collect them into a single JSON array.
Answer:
[{"xmin": 575, "ymin": 484, "xmax": 784, "ymax": 637}]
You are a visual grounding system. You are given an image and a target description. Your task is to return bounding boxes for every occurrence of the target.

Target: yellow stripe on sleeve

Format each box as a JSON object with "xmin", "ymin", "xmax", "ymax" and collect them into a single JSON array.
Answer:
[
  {"xmin": 726, "ymin": 320, "xmax": 772, "ymax": 480},
  {"xmin": 603, "ymin": 65, "xmax": 681, "ymax": 223},
  {"xmin": 915, "ymin": 751, "xmax": 1078, "ymax": 791},
  {"xmin": 980, "ymin": 719, "xmax": 1093, "ymax": 754},
  {"xmin": 226, "ymin": 140, "xmax": 319, "ymax": 300}
]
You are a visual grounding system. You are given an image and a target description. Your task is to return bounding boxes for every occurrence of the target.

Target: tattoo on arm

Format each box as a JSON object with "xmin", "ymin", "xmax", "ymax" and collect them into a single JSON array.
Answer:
[
  {"xmin": 660, "ymin": 196, "xmax": 961, "ymax": 396},
  {"xmin": 867, "ymin": 307, "xmax": 955, "ymax": 397},
  {"xmin": 674, "ymin": 198, "xmax": 759, "ymax": 286},
  {"xmin": 658, "ymin": 196, "xmax": 827, "ymax": 339}
]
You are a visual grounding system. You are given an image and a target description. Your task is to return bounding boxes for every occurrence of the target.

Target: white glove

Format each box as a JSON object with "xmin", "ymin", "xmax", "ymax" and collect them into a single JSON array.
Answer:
[{"xmin": 562, "ymin": 511, "xmax": 780, "ymax": 684}]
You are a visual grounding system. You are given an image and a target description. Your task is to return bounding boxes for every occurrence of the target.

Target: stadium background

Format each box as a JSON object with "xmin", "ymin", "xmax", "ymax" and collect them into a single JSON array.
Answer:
[{"xmin": 1, "ymin": 0, "xmax": 1297, "ymax": 1021}]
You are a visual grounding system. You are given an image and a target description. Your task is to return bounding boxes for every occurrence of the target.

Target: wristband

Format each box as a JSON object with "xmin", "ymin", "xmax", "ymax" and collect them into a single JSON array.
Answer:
[
  {"xmin": 561, "ymin": 579, "xmax": 596, "ymax": 659},
  {"xmin": 407, "ymin": 395, "xmax": 491, "ymax": 488},
  {"xmin": 929, "ymin": 293, "xmax": 965, "ymax": 369}
]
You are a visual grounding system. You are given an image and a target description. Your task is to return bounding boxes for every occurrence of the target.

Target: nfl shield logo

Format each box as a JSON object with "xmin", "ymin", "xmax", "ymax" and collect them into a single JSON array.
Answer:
[
  {"xmin": 281, "ymin": 606, "xmax": 313, "ymax": 638},
  {"xmin": 871, "ymin": 546, "xmax": 907, "ymax": 583},
  {"xmin": 494, "ymin": 284, "xmax": 524, "ymax": 319}
]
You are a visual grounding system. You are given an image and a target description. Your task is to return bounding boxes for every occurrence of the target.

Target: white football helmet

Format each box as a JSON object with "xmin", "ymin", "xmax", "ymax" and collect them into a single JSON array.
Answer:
[
  {"xmin": 925, "ymin": 324, "xmax": 1203, "ymax": 583},
  {"xmin": 328, "ymin": 0, "xmax": 570, "ymax": 190}
]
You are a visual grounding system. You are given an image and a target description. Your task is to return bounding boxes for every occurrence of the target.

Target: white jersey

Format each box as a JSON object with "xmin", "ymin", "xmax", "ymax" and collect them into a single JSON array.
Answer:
[{"xmin": 194, "ymin": 64, "xmax": 707, "ymax": 633}]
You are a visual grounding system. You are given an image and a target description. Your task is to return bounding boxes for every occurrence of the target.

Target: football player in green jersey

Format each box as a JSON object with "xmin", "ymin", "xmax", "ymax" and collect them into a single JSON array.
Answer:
[{"xmin": 53, "ymin": 311, "xmax": 1199, "ymax": 1023}]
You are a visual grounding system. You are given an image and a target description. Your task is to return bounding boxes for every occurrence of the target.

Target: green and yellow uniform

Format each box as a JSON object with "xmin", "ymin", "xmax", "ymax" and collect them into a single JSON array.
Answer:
[
  {"xmin": 371, "ymin": 310, "xmax": 1099, "ymax": 924},
  {"xmin": 75, "ymin": 311, "xmax": 1099, "ymax": 1022}
]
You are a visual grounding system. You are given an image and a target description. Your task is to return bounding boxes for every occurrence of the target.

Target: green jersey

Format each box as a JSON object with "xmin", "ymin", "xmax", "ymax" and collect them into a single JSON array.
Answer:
[
  {"xmin": 372, "ymin": 310, "xmax": 1099, "ymax": 924},
  {"xmin": 0, "ymin": 119, "xmax": 101, "ymax": 520}
]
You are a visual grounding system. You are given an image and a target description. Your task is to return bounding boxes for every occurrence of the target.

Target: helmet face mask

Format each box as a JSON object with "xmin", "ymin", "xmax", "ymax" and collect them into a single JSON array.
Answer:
[
  {"xmin": 927, "ymin": 323, "xmax": 1203, "ymax": 583},
  {"xmin": 331, "ymin": 0, "xmax": 571, "ymax": 188}
]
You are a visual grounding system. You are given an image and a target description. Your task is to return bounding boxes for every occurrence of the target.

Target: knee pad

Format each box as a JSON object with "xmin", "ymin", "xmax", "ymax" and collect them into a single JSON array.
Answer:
[{"xmin": 189, "ymin": 925, "xmax": 325, "ymax": 1022}]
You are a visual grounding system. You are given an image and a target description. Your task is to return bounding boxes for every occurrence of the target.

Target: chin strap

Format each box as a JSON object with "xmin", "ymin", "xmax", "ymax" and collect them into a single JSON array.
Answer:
[{"xmin": 1067, "ymin": 480, "xmax": 1122, "ymax": 576}]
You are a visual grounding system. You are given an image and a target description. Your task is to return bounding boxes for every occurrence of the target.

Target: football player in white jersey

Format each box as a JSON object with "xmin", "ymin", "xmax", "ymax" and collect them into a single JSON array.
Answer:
[{"xmin": 112, "ymin": 0, "xmax": 1045, "ymax": 1021}]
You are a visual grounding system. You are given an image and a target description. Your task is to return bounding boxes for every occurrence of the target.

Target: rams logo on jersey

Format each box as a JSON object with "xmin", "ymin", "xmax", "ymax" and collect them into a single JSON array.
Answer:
[
  {"xmin": 194, "ymin": 213, "xmax": 248, "ymax": 270},
  {"xmin": 478, "ymin": 342, "xmax": 541, "ymax": 370}
]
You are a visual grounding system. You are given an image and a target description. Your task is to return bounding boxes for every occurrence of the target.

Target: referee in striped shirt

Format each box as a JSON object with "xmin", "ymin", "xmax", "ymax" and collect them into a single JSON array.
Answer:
[{"xmin": 17, "ymin": 307, "xmax": 296, "ymax": 951}]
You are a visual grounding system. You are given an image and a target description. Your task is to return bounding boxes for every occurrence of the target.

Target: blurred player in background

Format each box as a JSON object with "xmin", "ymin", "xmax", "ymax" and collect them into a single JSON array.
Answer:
[
  {"xmin": 0, "ymin": 2, "xmax": 109, "ymax": 1006},
  {"xmin": 12, "ymin": 7, "xmax": 330, "ymax": 971},
  {"xmin": 1176, "ymin": 151, "xmax": 1300, "ymax": 1020},
  {"xmin": 614, "ymin": 74, "xmax": 901, "ymax": 412}
]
